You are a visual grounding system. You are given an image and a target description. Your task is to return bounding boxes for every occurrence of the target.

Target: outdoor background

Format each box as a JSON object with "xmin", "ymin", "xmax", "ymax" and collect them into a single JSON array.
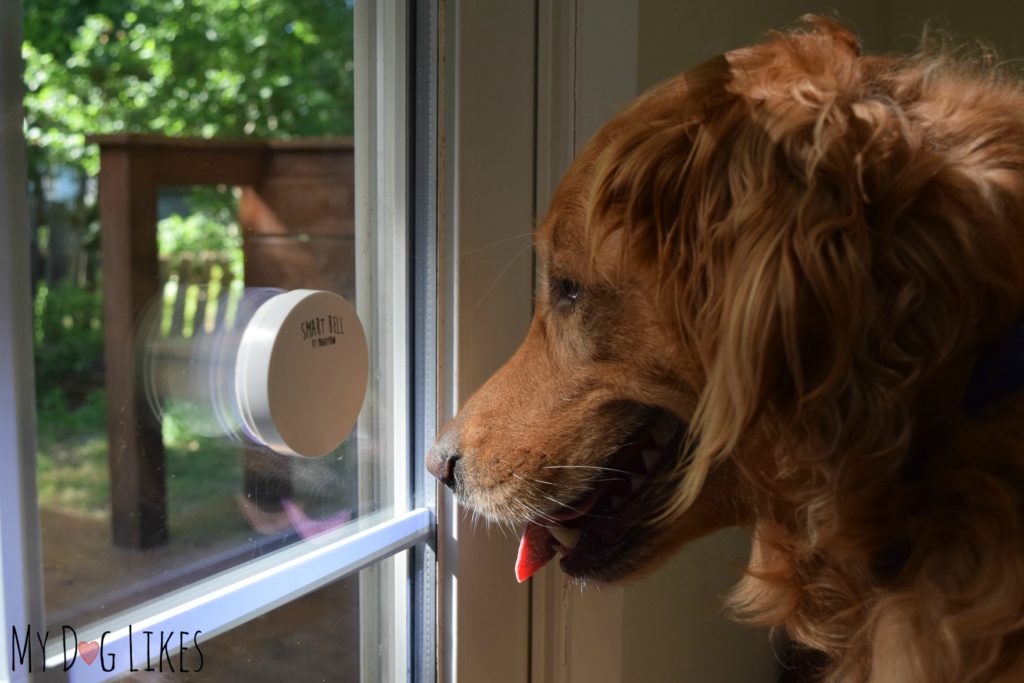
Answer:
[{"xmin": 24, "ymin": 0, "xmax": 354, "ymax": 530}]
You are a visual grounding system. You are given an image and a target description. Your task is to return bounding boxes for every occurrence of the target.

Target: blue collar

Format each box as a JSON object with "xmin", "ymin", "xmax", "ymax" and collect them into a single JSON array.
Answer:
[{"xmin": 963, "ymin": 317, "xmax": 1024, "ymax": 414}]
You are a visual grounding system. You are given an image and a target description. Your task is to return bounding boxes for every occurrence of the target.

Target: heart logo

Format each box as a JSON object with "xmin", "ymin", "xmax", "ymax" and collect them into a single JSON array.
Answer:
[{"xmin": 78, "ymin": 641, "xmax": 99, "ymax": 665}]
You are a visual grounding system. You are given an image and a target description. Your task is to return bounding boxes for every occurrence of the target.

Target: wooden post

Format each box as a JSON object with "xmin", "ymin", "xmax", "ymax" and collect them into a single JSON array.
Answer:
[
  {"xmin": 91, "ymin": 134, "xmax": 272, "ymax": 549},
  {"xmin": 96, "ymin": 145, "xmax": 168, "ymax": 549}
]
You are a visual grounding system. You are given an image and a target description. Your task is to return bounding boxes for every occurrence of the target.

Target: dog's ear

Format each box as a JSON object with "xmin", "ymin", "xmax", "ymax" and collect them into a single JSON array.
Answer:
[
  {"xmin": 706, "ymin": 20, "xmax": 1024, "ymax": 452},
  {"xmin": 588, "ymin": 17, "xmax": 1024, "ymax": 514},
  {"xmin": 588, "ymin": 20, "xmax": 888, "ymax": 488},
  {"xmin": 698, "ymin": 20, "xmax": 887, "ymax": 444}
]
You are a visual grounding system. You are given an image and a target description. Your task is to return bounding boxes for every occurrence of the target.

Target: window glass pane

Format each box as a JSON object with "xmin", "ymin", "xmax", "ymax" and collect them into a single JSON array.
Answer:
[
  {"xmin": 23, "ymin": 0, "xmax": 400, "ymax": 637},
  {"xmin": 110, "ymin": 559, "xmax": 399, "ymax": 682},
  {"xmin": 174, "ymin": 573, "xmax": 360, "ymax": 682},
  {"xmin": 99, "ymin": 557, "xmax": 401, "ymax": 683}
]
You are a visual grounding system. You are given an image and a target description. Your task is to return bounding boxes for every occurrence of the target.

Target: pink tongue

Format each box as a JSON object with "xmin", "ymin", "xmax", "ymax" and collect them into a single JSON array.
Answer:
[{"xmin": 515, "ymin": 522, "xmax": 557, "ymax": 583}]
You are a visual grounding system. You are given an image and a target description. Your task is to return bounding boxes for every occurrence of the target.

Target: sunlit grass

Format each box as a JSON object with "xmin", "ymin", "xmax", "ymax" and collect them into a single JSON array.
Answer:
[
  {"xmin": 36, "ymin": 435, "xmax": 110, "ymax": 520},
  {"xmin": 36, "ymin": 388, "xmax": 247, "ymax": 542}
]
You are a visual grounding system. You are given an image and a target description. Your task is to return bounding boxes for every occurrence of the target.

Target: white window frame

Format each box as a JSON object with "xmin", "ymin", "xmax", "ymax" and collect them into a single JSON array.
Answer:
[
  {"xmin": 435, "ymin": 2, "xmax": 537, "ymax": 681},
  {"xmin": 0, "ymin": 1, "xmax": 437, "ymax": 681},
  {"xmin": 354, "ymin": 0, "xmax": 412, "ymax": 679},
  {"xmin": 1, "ymin": 4, "xmax": 47, "ymax": 683}
]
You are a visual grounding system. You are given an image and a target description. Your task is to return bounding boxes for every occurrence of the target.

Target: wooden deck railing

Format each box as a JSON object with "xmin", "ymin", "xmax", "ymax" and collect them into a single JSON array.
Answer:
[{"xmin": 89, "ymin": 134, "xmax": 355, "ymax": 548}]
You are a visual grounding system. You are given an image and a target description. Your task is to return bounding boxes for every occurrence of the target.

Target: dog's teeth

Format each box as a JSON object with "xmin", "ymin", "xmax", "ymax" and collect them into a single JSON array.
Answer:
[
  {"xmin": 549, "ymin": 525, "xmax": 581, "ymax": 549},
  {"xmin": 641, "ymin": 449, "xmax": 661, "ymax": 472},
  {"xmin": 630, "ymin": 474, "xmax": 645, "ymax": 493}
]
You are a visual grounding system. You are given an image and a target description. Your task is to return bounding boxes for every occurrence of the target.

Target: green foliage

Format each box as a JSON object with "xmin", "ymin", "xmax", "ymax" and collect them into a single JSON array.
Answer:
[
  {"xmin": 22, "ymin": 0, "xmax": 353, "ymax": 288},
  {"xmin": 158, "ymin": 188, "xmax": 244, "ymax": 280},
  {"xmin": 32, "ymin": 280, "xmax": 104, "ymax": 393},
  {"xmin": 37, "ymin": 386, "xmax": 108, "ymax": 444},
  {"xmin": 34, "ymin": 385, "xmax": 247, "ymax": 525},
  {"xmin": 162, "ymin": 402, "xmax": 247, "ymax": 532},
  {"xmin": 23, "ymin": 0, "xmax": 355, "ymax": 175},
  {"xmin": 158, "ymin": 213, "xmax": 244, "ymax": 277},
  {"xmin": 35, "ymin": 388, "xmax": 110, "ymax": 518}
]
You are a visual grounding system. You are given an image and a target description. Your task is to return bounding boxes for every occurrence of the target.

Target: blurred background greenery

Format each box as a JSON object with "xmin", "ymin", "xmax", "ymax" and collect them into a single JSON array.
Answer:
[{"xmin": 24, "ymin": 0, "xmax": 355, "ymax": 522}]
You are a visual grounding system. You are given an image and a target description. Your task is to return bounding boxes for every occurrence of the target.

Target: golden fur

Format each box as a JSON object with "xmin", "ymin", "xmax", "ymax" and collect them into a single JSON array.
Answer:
[{"xmin": 429, "ymin": 17, "xmax": 1024, "ymax": 682}]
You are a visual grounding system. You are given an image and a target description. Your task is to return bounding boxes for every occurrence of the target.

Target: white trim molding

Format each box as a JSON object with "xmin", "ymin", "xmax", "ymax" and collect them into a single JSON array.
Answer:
[
  {"xmin": 437, "ymin": 2, "xmax": 639, "ymax": 681},
  {"xmin": 437, "ymin": 1, "xmax": 538, "ymax": 681}
]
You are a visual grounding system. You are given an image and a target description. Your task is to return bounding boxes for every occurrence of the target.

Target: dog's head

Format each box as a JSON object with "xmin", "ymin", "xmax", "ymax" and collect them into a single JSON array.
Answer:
[{"xmin": 428, "ymin": 17, "xmax": 1024, "ymax": 586}]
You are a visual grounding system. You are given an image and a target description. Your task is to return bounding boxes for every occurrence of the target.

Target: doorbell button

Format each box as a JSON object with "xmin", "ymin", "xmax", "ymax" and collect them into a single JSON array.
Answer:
[{"xmin": 235, "ymin": 289, "xmax": 368, "ymax": 457}]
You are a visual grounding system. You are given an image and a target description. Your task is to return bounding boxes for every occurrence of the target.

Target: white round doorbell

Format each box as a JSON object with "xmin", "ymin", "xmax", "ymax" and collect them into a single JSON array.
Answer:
[{"xmin": 234, "ymin": 289, "xmax": 369, "ymax": 457}]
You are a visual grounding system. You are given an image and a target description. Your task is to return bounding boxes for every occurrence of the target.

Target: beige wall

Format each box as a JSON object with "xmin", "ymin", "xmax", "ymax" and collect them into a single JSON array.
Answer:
[
  {"xmin": 888, "ymin": 0, "xmax": 1024, "ymax": 56},
  {"xmin": 638, "ymin": 0, "xmax": 1024, "ymax": 93},
  {"xmin": 620, "ymin": 529, "xmax": 774, "ymax": 682},
  {"xmin": 637, "ymin": 0, "xmax": 890, "ymax": 90}
]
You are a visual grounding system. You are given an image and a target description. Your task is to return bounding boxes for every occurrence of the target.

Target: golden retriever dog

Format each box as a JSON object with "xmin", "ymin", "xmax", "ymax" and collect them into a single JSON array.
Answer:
[{"xmin": 427, "ymin": 16, "xmax": 1024, "ymax": 682}]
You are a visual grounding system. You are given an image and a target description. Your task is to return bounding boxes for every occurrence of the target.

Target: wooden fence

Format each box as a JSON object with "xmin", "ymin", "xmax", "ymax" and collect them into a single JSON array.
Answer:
[{"xmin": 158, "ymin": 254, "xmax": 241, "ymax": 340}]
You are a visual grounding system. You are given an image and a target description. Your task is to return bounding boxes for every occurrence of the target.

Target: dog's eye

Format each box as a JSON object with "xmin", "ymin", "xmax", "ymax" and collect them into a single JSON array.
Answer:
[{"xmin": 553, "ymin": 278, "xmax": 582, "ymax": 306}]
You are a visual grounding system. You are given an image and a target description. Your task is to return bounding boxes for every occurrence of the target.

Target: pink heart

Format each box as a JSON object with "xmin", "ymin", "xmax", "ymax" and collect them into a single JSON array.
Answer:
[{"xmin": 78, "ymin": 641, "xmax": 99, "ymax": 665}]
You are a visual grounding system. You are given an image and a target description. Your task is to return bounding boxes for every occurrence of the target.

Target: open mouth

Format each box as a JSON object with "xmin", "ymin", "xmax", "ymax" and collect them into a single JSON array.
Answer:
[{"xmin": 514, "ymin": 408, "xmax": 689, "ymax": 583}]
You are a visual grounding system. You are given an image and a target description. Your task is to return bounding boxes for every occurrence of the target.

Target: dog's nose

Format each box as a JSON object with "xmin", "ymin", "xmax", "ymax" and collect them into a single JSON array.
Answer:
[{"xmin": 426, "ymin": 443, "xmax": 462, "ymax": 491}]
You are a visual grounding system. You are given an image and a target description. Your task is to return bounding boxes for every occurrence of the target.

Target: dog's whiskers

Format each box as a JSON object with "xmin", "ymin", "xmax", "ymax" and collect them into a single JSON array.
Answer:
[
  {"xmin": 543, "ymin": 464, "xmax": 634, "ymax": 475},
  {"xmin": 474, "ymin": 241, "xmax": 537, "ymax": 309},
  {"xmin": 517, "ymin": 499, "xmax": 560, "ymax": 526},
  {"xmin": 518, "ymin": 473, "xmax": 561, "ymax": 487},
  {"xmin": 512, "ymin": 473, "xmax": 603, "ymax": 520},
  {"xmin": 459, "ymin": 231, "xmax": 535, "ymax": 257},
  {"xmin": 538, "ymin": 492, "xmax": 586, "ymax": 515}
]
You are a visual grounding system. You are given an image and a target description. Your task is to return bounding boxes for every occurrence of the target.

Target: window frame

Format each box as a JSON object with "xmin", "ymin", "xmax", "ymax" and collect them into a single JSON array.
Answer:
[
  {"xmin": 435, "ymin": 2, "xmax": 537, "ymax": 681},
  {"xmin": 435, "ymin": 2, "xmax": 640, "ymax": 681},
  {"xmin": 0, "ymin": 0, "xmax": 438, "ymax": 681},
  {"xmin": 0, "ymin": 4, "xmax": 47, "ymax": 681},
  {"xmin": 409, "ymin": 0, "xmax": 440, "ymax": 679}
]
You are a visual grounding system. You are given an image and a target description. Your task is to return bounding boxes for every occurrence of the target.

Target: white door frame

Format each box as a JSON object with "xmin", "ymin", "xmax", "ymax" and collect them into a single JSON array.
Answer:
[
  {"xmin": 435, "ymin": 1, "xmax": 537, "ymax": 681},
  {"xmin": 437, "ymin": 2, "xmax": 638, "ymax": 681}
]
